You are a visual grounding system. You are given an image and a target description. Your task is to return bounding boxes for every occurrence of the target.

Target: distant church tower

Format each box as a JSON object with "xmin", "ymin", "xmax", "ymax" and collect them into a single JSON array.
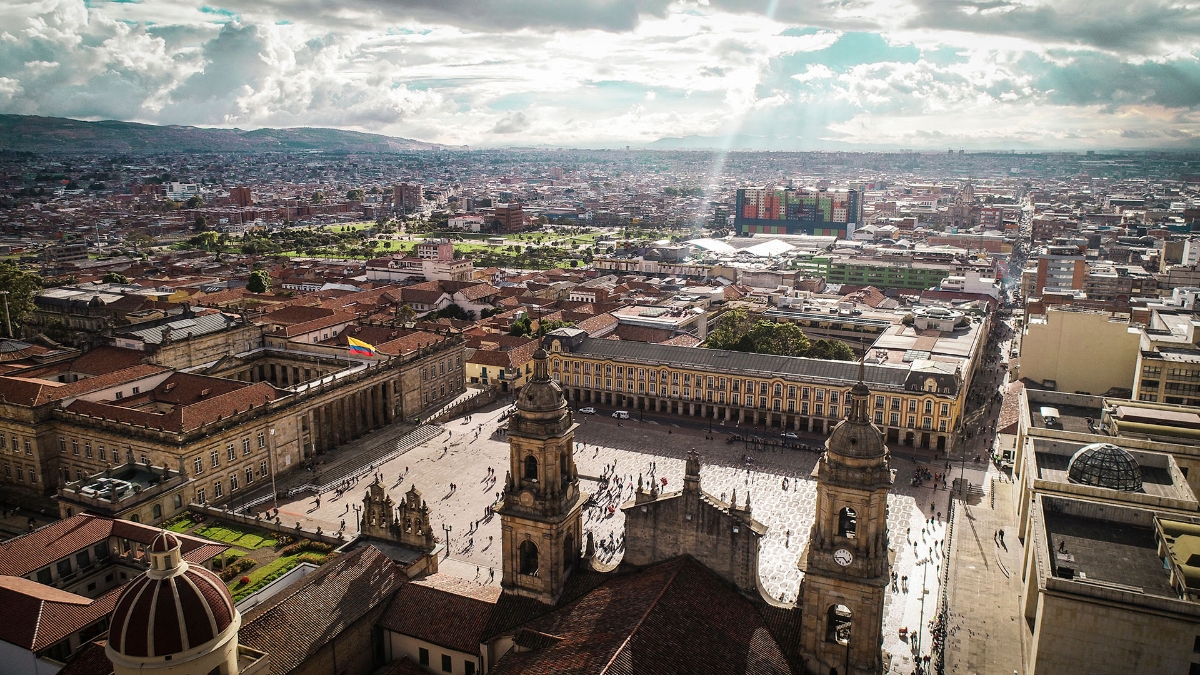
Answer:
[
  {"xmin": 799, "ymin": 365, "xmax": 893, "ymax": 675},
  {"xmin": 498, "ymin": 348, "xmax": 585, "ymax": 604}
]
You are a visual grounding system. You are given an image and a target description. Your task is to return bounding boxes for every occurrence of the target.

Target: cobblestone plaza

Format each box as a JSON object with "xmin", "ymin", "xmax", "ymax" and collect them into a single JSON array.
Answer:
[{"xmin": 269, "ymin": 400, "xmax": 989, "ymax": 673}]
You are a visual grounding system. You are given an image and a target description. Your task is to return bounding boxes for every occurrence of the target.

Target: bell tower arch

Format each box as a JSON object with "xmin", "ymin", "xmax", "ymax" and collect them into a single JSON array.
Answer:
[
  {"xmin": 498, "ymin": 348, "xmax": 585, "ymax": 604},
  {"xmin": 799, "ymin": 366, "xmax": 893, "ymax": 675}
]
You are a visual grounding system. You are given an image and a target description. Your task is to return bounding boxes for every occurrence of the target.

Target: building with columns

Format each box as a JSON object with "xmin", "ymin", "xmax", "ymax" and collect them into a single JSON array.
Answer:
[
  {"xmin": 543, "ymin": 327, "xmax": 965, "ymax": 453},
  {"xmin": 0, "ymin": 331, "xmax": 465, "ymax": 514}
]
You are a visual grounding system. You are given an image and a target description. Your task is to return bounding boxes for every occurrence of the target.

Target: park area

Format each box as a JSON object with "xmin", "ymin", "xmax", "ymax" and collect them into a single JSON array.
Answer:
[{"xmin": 164, "ymin": 514, "xmax": 333, "ymax": 602}]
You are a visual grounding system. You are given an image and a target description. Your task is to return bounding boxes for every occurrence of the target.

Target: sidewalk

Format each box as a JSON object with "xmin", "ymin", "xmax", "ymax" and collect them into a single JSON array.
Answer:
[{"xmin": 943, "ymin": 471, "xmax": 1026, "ymax": 675}]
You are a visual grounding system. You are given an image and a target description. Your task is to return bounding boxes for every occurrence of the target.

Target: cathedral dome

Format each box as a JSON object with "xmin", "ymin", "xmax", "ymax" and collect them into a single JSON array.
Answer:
[
  {"xmin": 516, "ymin": 349, "xmax": 568, "ymax": 418},
  {"xmin": 1067, "ymin": 442, "xmax": 1142, "ymax": 492},
  {"xmin": 107, "ymin": 531, "xmax": 238, "ymax": 659},
  {"xmin": 826, "ymin": 382, "xmax": 887, "ymax": 460}
]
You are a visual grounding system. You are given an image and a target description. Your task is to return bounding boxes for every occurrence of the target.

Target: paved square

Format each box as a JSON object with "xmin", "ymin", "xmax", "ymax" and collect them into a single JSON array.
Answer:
[{"xmin": 266, "ymin": 402, "xmax": 988, "ymax": 674}]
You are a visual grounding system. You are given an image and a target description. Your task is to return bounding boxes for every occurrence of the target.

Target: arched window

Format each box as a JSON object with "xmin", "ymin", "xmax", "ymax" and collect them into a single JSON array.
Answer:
[
  {"xmin": 520, "ymin": 540, "xmax": 539, "ymax": 576},
  {"xmin": 524, "ymin": 455, "xmax": 539, "ymax": 481},
  {"xmin": 152, "ymin": 504, "xmax": 162, "ymax": 520},
  {"xmin": 130, "ymin": 514, "xmax": 140, "ymax": 523},
  {"xmin": 826, "ymin": 604, "xmax": 852, "ymax": 645},
  {"xmin": 838, "ymin": 507, "xmax": 857, "ymax": 538}
]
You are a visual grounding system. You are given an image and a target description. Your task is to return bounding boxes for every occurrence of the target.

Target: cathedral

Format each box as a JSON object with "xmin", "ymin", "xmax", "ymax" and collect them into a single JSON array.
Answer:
[{"xmin": 60, "ymin": 349, "xmax": 894, "ymax": 675}]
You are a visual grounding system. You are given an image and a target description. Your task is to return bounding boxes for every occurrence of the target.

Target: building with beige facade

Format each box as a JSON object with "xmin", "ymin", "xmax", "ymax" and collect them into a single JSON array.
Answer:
[
  {"xmin": 0, "ymin": 328, "xmax": 465, "ymax": 515},
  {"xmin": 1019, "ymin": 308, "xmax": 1140, "ymax": 394}
]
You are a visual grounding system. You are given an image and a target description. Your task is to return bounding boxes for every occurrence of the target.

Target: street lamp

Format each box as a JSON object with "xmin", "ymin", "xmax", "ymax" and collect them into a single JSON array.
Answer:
[
  {"xmin": 352, "ymin": 504, "xmax": 361, "ymax": 531},
  {"xmin": 442, "ymin": 523, "xmax": 452, "ymax": 558}
]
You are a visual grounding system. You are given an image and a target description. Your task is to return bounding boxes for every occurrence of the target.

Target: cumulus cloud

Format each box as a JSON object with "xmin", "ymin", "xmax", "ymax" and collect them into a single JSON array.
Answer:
[
  {"xmin": 491, "ymin": 111, "xmax": 531, "ymax": 134},
  {"xmin": 0, "ymin": 0, "xmax": 1195, "ymax": 148}
]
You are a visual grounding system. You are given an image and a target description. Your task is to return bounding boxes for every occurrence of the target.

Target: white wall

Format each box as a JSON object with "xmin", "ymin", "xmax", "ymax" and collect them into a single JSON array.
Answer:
[{"xmin": 0, "ymin": 640, "xmax": 62, "ymax": 675}]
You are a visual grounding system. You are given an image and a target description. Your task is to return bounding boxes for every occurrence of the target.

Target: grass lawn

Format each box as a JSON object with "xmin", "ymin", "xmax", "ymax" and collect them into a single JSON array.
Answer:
[
  {"xmin": 322, "ymin": 222, "xmax": 373, "ymax": 232},
  {"xmin": 165, "ymin": 516, "xmax": 197, "ymax": 533},
  {"xmin": 193, "ymin": 523, "xmax": 278, "ymax": 549},
  {"xmin": 228, "ymin": 552, "xmax": 328, "ymax": 602}
]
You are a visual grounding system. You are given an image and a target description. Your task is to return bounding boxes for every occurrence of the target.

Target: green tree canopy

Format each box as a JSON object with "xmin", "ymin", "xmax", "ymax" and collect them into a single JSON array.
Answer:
[
  {"xmin": 247, "ymin": 270, "xmax": 271, "ymax": 294},
  {"xmin": 102, "ymin": 272, "xmax": 128, "ymax": 284},
  {"xmin": 346, "ymin": 189, "xmax": 364, "ymax": 200},
  {"xmin": 704, "ymin": 308, "xmax": 854, "ymax": 361},
  {"xmin": 184, "ymin": 195, "xmax": 204, "ymax": 209},
  {"xmin": 0, "ymin": 262, "xmax": 43, "ymax": 336}
]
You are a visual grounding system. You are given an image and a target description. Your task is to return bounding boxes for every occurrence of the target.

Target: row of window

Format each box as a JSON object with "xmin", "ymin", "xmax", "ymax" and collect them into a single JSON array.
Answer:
[
  {"xmin": 554, "ymin": 360, "xmax": 952, "ymax": 417},
  {"xmin": 417, "ymin": 647, "xmax": 476, "ymax": 675},
  {"xmin": 192, "ymin": 433, "xmax": 266, "ymax": 474},
  {"xmin": 3, "ymin": 462, "xmax": 38, "ymax": 483},
  {"xmin": 422, "ymin": 356, "xmax": 462, "ymax": 381},
  {"xmin": 0, "ymin": 434, "xmax": 33, "ymax": 456},
  {"xmin": 195, "ymin": 461, "xmax": 269, "ymax": 504}
]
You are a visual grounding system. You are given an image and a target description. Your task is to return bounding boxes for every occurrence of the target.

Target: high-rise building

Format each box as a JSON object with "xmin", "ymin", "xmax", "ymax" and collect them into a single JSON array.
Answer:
[
  {"xmin": 493, "ymin": 203, "xmax": 525, "ymax": 233},
  {"xmin": 229, "ymin": 186, "xmax": 253, "ymax": 207},
  {"xmin": 393, "ymin": 183, "xmax": 422, "ymax": 212},
  {"xmin": 734, "ymin": 186, "xmax": 862, "ymax": 237}
]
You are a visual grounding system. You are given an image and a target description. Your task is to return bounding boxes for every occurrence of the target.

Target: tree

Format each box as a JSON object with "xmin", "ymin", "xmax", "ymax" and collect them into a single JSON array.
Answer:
[
  {"xmin": 0, "ymin": 262, "xmax": 43, "ymax": 334},
  {"xmin": 509, "ymin": 314, "xmax": 532, "ymax": 337},
  {"xmin": 536, "ymin": 319, "xmax": 575, "ymax": 337},
  {"xmin": 193, "ymin": 215, "xmax": 208, "ymax": 231},
  {"xmin": 704, "ymin": 308, "xmax": 853, "ymax": 360},
  {"xmin": 247, "ymin": 270, "xmax": 271, "ymax": 293},
  {"xmin": 346, "ymin": 189, "xmax": 364, "ymax": 201},
  {"xmin": 311, "ymin": 191, "xmax": 325, "ymax": 203},
  {"xmin": 184, "ymin": 195, "xmax": 204, "ymax": 209},
  {"xmin": 395, "ymin": 303, "xmax": 417, "ymax": 326},
  {"xmin": 102, "ymin": 272, "xmax": 128, "ymax": 284},
  {"xmin": 190, "ymin": 231, "xmax": 221, "ymax": 251},
  {"xmin": 125, "ymin": 232, "xmax": 156, "ymax": 252}
]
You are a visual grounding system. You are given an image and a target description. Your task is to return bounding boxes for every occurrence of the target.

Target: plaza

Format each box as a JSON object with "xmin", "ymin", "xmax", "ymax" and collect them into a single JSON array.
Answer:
[{"xmin": 263, "ymin": 398, "xmax": 990, "ymax": 674}]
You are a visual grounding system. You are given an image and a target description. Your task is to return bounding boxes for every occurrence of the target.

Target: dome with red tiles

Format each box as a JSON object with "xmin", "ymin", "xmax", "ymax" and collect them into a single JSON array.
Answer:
[
  {"xmin": 148, "ymin": 531, "xmax": 181, "ymax": 553},
  {"xmin": 107, "ymin": 531, "xmax": 237, "ymax": 660}
]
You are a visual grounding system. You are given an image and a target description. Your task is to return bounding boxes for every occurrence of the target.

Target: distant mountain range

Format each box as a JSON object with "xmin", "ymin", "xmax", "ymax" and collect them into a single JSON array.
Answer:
[{"xmin": 0, "ymin": 115, "xmax": 446, "ymax": 153}]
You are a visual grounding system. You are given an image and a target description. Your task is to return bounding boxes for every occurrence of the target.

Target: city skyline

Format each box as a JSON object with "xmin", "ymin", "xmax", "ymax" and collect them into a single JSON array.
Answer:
[{"xmin": 0, "ymin": 0, "xmax": 1197, "ymax": 151}]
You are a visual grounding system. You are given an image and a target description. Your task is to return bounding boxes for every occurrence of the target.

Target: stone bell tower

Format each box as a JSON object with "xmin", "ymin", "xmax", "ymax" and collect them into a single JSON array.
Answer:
[
  {"xmin": 497, "ymin": 348, "xmax": 585, "ymax": 604},
  {"xmin": 799, "ymin": 364, "xmax": 893, "ymax": 675}
]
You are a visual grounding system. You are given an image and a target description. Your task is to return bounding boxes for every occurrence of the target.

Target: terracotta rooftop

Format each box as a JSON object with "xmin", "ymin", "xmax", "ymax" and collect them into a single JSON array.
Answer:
[
  {"xmin": 240, "ymin": 546, "xmax": 404, "ymax": 675},
  {"xmin": 487, "ymin": 557, "xmax": 796, "ymax": 675},
  {"xmin": 0, "ymin": 576, "xmax": 122, "ymax": 652},
  {"xmin": 378, "ymin": 574, "xmax": 500, "ymax": 654},
  {"xmin": 0, "ymin": 514, "xmax": 227, "ymax": 578},
  {"xmin": 64, "ymin": 372, "xmax": 278, "ymax": 433}
]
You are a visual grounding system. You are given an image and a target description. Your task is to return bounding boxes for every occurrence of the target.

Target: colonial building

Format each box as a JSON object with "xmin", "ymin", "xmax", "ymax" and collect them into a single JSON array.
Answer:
[
  {"xmin": 544, "ymin": 328, "xmax": 964, "ymax": 452},
  {"xmin": 0, "ymin": 332, "xmax": 466, "ymax": 510}
]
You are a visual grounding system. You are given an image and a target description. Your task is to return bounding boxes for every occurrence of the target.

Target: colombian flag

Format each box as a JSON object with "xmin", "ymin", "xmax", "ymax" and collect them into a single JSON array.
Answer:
[{"xmin": 347, "ymin": 336, "xmax": 376, "ymax": 358}]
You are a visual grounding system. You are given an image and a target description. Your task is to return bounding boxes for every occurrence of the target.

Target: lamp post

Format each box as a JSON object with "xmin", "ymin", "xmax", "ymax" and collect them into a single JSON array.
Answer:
[{"xmin": 442, "ymin": 523, "xmax": 452, "ymax": 558}]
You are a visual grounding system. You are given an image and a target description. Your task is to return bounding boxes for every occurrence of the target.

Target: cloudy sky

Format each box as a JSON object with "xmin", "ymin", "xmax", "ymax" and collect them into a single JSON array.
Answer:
[{"xmin": 1, "ymin": 0, "xmax": 1198, "ymax": 149}]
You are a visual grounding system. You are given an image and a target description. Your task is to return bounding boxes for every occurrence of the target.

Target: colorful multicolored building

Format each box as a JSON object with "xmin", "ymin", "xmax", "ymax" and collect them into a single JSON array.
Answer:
[{"xmin": 734, "ymin": 186, "xmax": 862, "ymax": 237}]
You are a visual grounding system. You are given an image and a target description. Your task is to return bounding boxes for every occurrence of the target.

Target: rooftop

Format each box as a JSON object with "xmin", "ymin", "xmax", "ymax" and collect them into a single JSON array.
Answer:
[{"xmin": 1043, "ymin": 508, "xmax": 1174, "ymax": 597}]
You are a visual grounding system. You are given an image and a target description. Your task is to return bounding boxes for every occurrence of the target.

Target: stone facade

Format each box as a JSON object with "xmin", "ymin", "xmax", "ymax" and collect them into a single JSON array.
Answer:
[
  {"xmin": 498, "ymin": 348, "xmax": 585, "ymax": 605},
  {"xmin": 621, "ymin": 449, "xmax": 766, "ymax": 593},
  {"xmin": 799, "ymin": 377, "xmax": 893, "ymax": 675}
]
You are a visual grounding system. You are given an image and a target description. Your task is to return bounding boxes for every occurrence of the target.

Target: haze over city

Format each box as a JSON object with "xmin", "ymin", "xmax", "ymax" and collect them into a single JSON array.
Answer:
[{"xmin": 1, "ymin": 0, "xmax": 1198, "ymax": 149}]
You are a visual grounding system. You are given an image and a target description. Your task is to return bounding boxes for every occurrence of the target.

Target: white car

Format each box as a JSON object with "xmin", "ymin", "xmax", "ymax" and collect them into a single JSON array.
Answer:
[
  {"xmin": 578, "ymin": 407, "xmax": 596, "ymax": 415},
  {"xmin": 781, "ymin": 432, "xmax": 799, "ymax": 440}
]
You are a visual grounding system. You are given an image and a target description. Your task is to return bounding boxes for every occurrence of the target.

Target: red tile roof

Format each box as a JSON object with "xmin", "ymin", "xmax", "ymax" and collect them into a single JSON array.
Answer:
[
  {"xmin": 0, "ymin": 514, "xmax": 227, "ymax": 578},
  {"xmin": 65, "ymin": 372, "xmax": 278, "ymax": 433},
  {"xmin": 0, "ymin": 576, "xmax": 121, "ymax": 652},
  {"xmin": 378, "ymin": 574, "xmax": 499, "ymax": 654},
  {"xmin": 240, "ymin": 546, "xmax": 404, "ymax": 675},
  {"xmin": 487, "ymin": 557, "xmax": 795, "ymax": 675}
]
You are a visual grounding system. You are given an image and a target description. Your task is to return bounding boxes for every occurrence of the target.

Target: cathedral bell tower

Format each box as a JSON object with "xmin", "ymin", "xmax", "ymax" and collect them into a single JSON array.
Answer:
[
  {"xmin": 498, "ymin": 348, "xmax": 585, "ymax": 605},
  {"xmin": 799, "ymin": 364, "xmax": 893, "ymax": 675}
]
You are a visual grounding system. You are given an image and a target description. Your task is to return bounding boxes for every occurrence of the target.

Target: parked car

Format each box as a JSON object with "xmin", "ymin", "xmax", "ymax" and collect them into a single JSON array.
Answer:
[
  {"xmin": 781, "ymin": 432, "xmax": 799, "ymax": 440},
  {"xmin": 579, "ymin": 407, "xmax": 596, "ymax": 414}
]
